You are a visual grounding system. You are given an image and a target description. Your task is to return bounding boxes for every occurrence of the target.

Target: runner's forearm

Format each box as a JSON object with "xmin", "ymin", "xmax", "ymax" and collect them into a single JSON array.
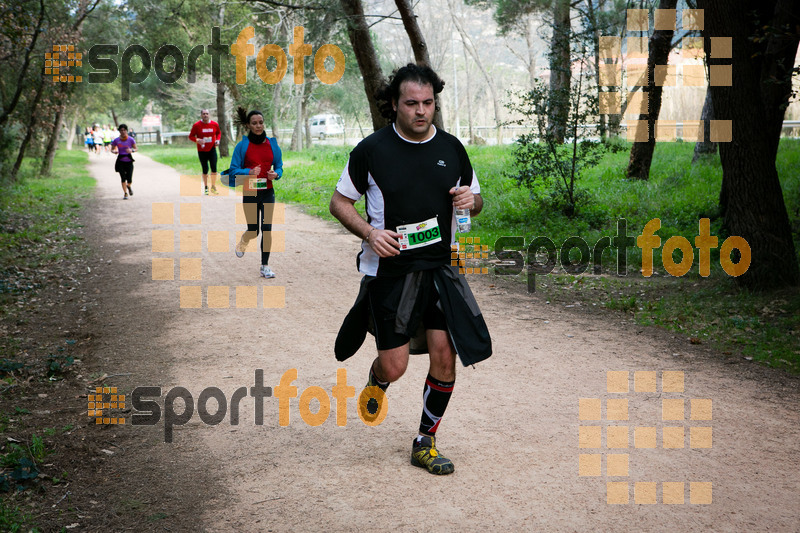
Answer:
[{"xmin": 330, "ymin": 191, "xmax": 372, "ymax": 240}]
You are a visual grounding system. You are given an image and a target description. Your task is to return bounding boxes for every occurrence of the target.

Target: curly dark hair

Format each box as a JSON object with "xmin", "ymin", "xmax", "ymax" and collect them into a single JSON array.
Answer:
[{"xmin": 375, "ymin": 63, "xmax": 445, "ymax": 123}]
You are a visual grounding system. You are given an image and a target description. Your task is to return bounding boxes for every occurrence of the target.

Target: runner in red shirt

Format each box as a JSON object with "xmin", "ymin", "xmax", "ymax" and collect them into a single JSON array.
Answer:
[{"xmin": 188, "ymin": 109, "xmax": 222, "ymax": 195}]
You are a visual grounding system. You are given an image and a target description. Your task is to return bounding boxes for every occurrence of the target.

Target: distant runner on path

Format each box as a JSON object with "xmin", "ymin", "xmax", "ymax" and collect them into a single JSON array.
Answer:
[
  {"xmin": 188, "ymin": 108, "xmax": 221, "ymax": 195},
  {"xmin": 111, "ymin": 124, "xmax": 137, "ymax": 200}
]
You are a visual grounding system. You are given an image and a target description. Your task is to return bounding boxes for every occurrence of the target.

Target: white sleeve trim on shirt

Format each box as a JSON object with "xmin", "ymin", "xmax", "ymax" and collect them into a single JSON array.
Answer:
[
  {"xmin": 336, "ymin": 159, "xmax": 362, "ymax": 201},
  {"xmin": 456, "ymin": 171, "xmax": 481, "ymax": 195},
  {"xmin": 469, "ymin": 171, "xmax": 481, "ymax": 194}
]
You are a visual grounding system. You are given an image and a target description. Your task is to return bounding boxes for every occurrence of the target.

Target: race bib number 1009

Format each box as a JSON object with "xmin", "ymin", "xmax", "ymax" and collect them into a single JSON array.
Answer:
[{"xmin": 397, "ymin": 216, "xmax": 442, "ymax": 251}]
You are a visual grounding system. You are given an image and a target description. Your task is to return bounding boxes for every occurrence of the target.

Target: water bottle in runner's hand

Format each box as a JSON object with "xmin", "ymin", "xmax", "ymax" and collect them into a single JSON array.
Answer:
[{"xmin": 455, "ymin": 208, "xmax": 471, "ymax": 233}]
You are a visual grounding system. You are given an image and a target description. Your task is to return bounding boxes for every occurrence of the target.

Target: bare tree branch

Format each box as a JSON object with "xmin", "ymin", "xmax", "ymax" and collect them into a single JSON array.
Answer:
[
  {"xmin": 72, "ymin": 0, "xmax": 102, "ymax": 30},
  {"xmin": 244, "ymin": 0, "xmax": 327, "ymax": 10}
]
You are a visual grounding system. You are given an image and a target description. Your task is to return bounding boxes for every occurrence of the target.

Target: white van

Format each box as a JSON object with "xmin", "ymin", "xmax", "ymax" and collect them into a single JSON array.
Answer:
[{"xmin": 310, "ymin": 114, "xmax": 344, "ymax": 139}]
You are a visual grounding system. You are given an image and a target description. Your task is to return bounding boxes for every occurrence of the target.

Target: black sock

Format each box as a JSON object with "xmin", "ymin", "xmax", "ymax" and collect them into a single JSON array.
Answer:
[{"xmin": 419, "ymin": 374, "xmax": 455, "ymax": 436}]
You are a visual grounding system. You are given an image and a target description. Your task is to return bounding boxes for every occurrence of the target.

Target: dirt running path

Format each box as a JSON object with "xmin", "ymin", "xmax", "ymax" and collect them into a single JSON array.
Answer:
[{"xmin": 85, "ymin": 151, "xmax": 799, "ymax": 532}]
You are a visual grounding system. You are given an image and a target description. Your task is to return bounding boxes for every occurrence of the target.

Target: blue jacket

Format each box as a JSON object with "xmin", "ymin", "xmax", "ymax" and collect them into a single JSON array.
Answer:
[{"xmin": 221, "ymin": 135, "xmax": 283, "ymax": 187}]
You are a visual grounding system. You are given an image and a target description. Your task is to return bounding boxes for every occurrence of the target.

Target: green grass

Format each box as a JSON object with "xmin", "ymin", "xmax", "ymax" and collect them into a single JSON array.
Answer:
[
  {"xmin": 0, "ymin": 498, "xmax": 39, "ymax": 533},
  {"xmin": 640, "ymin": 278, "xmax": 800, "ymax": 368},
  {"xmin": 144, "ymin": 139, "xmax": 800, "ymax": 372},
  {"xmin": 469, "ymin": 140, "xmax": 800, "ymax": 274},
  {"xmin": 140, "ymin": 145, "xmax": 230, "ymax": 177},
  {"xmin": 141, "ymin": 144, "xmax": 357, "ymax": 220},
  {"xmin": 0, "ymin": 149, "xmax": 94, "ymax": 315},
  {"xmin": 0, "ymin": 149, "xmax": 92, "ymax": 531}
]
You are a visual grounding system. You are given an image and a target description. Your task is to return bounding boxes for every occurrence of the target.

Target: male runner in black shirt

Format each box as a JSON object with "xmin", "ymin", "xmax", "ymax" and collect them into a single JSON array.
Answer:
[{"xmin": 330, "ymin": 64, "xmax": 492, "ymax": 475}]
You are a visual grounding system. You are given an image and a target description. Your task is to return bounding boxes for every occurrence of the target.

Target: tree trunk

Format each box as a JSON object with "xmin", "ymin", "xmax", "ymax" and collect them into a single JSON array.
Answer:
[
  {"xmin": 216, "ymin": 82, "xmax": 230, "ymax": 157},
  {"xmin": 585, "ymin": 0, "xmax": 606, "ymax": 139},
  {"xmin": 691, "ymin": 85, "xmax": 717, "ymax": 163},
  {"xmin": 301, "ymin": 83, "xmax": 312, "ymax": 149},
  {"xmin": 302, "ymin": 93, "xmax": 311, "ymax": 149},
  {"xmin": 394, "ymin": 0, "xmax": 430, "ymax": 66},
  {"xmin": 625, "ymin": 0, "xmax": 678, "ymax": 179},
  {"xmin": 698, "ymin": 0, "xmax": 799, "ymax": 289},
  {"xmin": 11, "ymin": 77, "xmax": 45, "ymax": 182},
  {"xmin": 291, "ymin": 85, "xmax": 303, "ymax": 151},
  {"xmin": 524, "ymin": 19, "xmax": 537, "ymax": 89},
  {"xmin": 271, "ymin": 83, "xmax": 280, "ymax": 139},
  {"xmin": 547, "ymin": 0, "xmax": 571, "ymax": 143},
  {"xmin": 394, "ymin": 0, "xmax": 444, "ymax": 130},
  {"xmin": 339, "ymin": 0, "xmax": 388, "ymax": 131},
  {"xmin": 214, "ymin": 4, "xmax": 230, "ymax": 157},
  {"xmin": 65, "ymin": 110, "xmax": 78, "ymax": 151},
  {"xmin": 41, "ymin": 106, "xmax": 64, "ymax": 175},
  {"xmin": 463, "ymin": 44, "xmax": 476, "ymax": 144},
  {"xmin": 110, "ymin": 108, "xmax": 119, "ymax": 128}
]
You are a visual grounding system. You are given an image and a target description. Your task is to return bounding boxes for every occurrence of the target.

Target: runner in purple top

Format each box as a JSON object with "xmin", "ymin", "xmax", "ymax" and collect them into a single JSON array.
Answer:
[{"xmin": 111, "ymin": 124, "xmax": 137, "ymax": 199}]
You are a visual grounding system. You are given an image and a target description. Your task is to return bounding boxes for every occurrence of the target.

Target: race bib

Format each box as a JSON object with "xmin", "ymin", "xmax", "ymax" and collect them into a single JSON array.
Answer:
[
  {"xmin": 397, "ymin": 216, "xmax": 442, "ymax": 250},
  {"xmin": 249, "ymin": 178, "xmax": 268, "ymax": 190}
]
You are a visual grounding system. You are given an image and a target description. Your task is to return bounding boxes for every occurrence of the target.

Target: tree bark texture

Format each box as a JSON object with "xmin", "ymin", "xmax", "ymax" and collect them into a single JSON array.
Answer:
[
  {"xmin": 271, "ymin": 83, "xmax": 280, "ymax": 139},
  {"xmin": 463, "ymin": 44, "xmax": 477, "ymax": 144},
  {"xmin": 697, "ymin": 0, "xmax": 799, "ymax": 289},
  {"xmin": 291, "ymin": 84, "xmax": 303, "ymax": 151},
  {"xmin": 547, "ymin": 0, "xmax": 571, "ymax": 143},
  {"xmin": 395, "ymin": 0, "xmax": 431, "ymax": 66},
  {"xmin": 585, "ymin": 0, "xmax": 607, "ymax": 139},
  {"xmin": 11, "ymin": 76, "xmax": 45, "ymax": 182},
  {"xmin": 216, "ymin": 82, "xmax": 230, "ymax": 157},
  {"xmin": 692, "ymin": 85, "xmax": 717, "ymax": 163},
  {"xmin": 41, "ymin": 106, "xmax": 64, "ymax": 175},
  {"xmin": 302, "ymin": 90, "xmax": 311, "ymax": 149},
  {"xmin": 339, "ymin": 0, "xmax": 388, "ymax": 131},
  {"xmin": 625, "ymin": 0, "xmax": 678, "ymax": 179},
  {"xmin": 524, "ymin": 20, "xmax": 537, "ymax": 89},
  {"xmin": 65, "ymin": 110, "xmax": 78, "ymax": 151},
  {"xmin": 214, "ymin": 4, "xmax": 230, "ymax": 157}
]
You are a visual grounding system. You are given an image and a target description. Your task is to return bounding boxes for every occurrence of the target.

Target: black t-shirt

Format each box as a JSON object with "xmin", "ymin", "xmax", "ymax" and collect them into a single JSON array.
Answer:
[{"xmin": 336, "ymin": 125, "xmax": 480, "ymax": 277}]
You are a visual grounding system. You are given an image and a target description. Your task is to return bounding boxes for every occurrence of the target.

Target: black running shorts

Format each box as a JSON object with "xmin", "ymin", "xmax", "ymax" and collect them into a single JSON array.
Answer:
[
  {"xmin": 116, "ymin": 161, "xmax": 133, "ymax": 182},
  {"xmin": 198, "ymin": 147, "xmax": 218, "ymax": 174},
  {"xmin": 367, "ymin": 274, "xmax": 447, "ymax": 351}
]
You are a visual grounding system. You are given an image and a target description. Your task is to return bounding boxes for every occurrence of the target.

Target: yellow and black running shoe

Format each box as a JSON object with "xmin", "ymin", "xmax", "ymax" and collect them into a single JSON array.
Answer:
[{"xmin": 411, "ymin": 435, "xmax": 454, "ymax": 475}]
